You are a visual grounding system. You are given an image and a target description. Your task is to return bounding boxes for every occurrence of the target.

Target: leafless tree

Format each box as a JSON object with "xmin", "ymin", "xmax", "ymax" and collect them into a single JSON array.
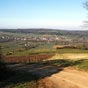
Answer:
[
  {"xmin": 83, "ymin": 1, "xmax": 88, "ymax": 27},
  {"xmin": 84, "ymin": 1, "xmax": 88, "ymax": 10}
]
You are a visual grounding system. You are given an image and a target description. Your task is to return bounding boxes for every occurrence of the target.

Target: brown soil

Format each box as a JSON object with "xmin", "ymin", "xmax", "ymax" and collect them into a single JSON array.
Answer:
[{"xmin": 41, "ymin": 67, "xmax": 88, "ymax": 88}]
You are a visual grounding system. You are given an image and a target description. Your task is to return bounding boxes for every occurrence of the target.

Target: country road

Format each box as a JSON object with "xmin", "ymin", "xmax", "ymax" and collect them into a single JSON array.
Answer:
[{"xmin": 47, "ymin": 68, "xmax": 88, "ymax": 88}]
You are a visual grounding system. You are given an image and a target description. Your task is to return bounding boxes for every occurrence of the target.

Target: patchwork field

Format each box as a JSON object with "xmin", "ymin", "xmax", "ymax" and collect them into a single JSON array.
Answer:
[{"xmin": 0, "ymin": 30, "xmax": 88, "ymax": 88}]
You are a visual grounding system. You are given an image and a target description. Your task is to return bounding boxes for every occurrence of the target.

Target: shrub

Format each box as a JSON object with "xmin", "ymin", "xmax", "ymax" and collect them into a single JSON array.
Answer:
[{"xmin": 0, "ymin": 46, "xmax": 7, "ymax": 81}]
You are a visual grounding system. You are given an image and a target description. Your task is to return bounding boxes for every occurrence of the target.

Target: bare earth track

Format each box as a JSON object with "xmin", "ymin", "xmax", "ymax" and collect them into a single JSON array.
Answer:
[{"xmin": 45, "ymin": 68, "xmax": 88, "ymax": 88}]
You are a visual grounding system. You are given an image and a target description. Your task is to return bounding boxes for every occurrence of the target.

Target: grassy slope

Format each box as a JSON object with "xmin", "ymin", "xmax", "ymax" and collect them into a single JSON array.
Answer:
[
  {"xmin": 0, "ymin": 31, "xmax": 88, "ymax": 56},
  {"xmin": 74, "ymin": 59, "xmax": 88, "ymax": 70},
  {"xmin": 1, "ymin": 40, "xmax": 88, "ymax": 56},
  {"xmin": 13, "ymin": 48, "xmax": 88, "ymax": 56}
]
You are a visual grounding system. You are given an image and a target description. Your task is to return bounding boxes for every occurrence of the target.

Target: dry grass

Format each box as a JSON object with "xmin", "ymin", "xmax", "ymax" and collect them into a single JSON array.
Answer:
[{"xmin": 48, "ymin": 53, "xmax": 88, "ymax": 60}]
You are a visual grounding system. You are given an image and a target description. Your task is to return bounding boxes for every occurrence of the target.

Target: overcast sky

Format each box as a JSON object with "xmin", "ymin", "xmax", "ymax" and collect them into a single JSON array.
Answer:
[{"xmin": 0, "ymin": 0, "xmax": 87, "ymax": 30}]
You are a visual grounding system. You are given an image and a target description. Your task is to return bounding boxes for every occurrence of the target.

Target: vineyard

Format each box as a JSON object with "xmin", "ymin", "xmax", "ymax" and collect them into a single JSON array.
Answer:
[{"xmin": 4, "ymin": 54, "xmax": 54, "ymax": 63}]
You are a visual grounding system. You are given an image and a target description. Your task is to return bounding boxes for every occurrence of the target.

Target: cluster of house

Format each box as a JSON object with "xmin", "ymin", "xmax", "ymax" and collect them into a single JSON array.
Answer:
[{"xmin": 0, "ymin": 35, "xmax": 67, "ymax": 42}]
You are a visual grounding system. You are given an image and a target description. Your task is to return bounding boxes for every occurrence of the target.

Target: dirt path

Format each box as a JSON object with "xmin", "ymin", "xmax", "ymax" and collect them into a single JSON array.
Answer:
[{"xmin": 47, "ymin": 68, "xmax": 88, "ymax": 88}]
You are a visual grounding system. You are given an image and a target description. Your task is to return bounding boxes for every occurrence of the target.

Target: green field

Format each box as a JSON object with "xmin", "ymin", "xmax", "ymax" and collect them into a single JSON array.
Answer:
[{"xmin": 0, "ymin": 39, "xmax": 88, "ymax": 56}]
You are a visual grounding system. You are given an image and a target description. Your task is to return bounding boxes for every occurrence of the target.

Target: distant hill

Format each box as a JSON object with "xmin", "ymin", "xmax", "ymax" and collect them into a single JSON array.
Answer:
[{"xmin": 0, "ymin": 29, "xmax": 88, "ymax": 38}]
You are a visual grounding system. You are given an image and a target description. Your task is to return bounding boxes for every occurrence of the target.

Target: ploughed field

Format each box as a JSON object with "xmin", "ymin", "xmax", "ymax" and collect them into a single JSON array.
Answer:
[{"xmin": 4, "ymin": 54, "xmax": 54, "ymax": 63}]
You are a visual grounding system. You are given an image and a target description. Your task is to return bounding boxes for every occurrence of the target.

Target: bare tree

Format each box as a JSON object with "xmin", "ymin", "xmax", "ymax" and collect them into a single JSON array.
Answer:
[
  {"xmin": 84, "ymin": 1, "xmax": 88, "ymax": 10},
  {"xmin": 83, "ymin": 1, "xmax": 88, "ymax": 27}
]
